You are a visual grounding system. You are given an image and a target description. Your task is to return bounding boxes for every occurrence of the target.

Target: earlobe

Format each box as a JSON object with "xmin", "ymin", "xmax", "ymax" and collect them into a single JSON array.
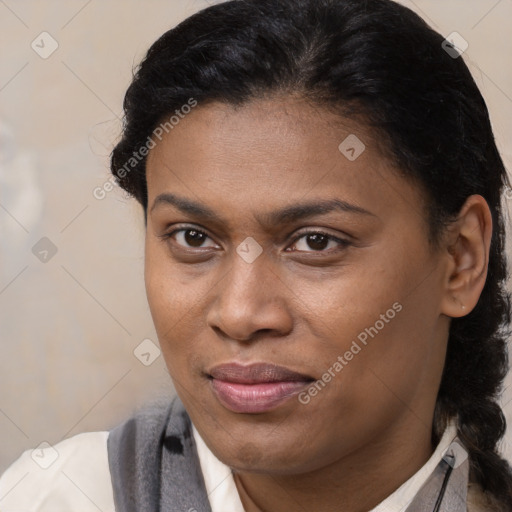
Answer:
[{"xmin": 440, "ymin": 195, "xmax": 492, "ymax": 318}]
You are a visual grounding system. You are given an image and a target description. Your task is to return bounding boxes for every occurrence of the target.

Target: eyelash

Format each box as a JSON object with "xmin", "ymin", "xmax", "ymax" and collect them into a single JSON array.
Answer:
[{"xmin": 158, "ymin": 225, "xmax": 351, "ymax": 254}]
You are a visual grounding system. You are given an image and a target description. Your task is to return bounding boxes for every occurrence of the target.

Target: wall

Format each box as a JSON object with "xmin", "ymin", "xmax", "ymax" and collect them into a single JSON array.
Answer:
[{"xmin": 1, "ymin": 0, "xmax": 511, "ymax": 473}]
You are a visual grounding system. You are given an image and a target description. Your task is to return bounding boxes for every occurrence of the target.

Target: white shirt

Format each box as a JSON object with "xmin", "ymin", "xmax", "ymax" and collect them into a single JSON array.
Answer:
[
  {"xmin": 0, "ymin": 422, "xmax": 458, "ymax": 512},
  {"xmin": 192, "ymin": 422, "xmax": 459, "ymax": 512},
  {"xmin": 0, "ymin": 432, "xmax": 115, "ymax": 512}
]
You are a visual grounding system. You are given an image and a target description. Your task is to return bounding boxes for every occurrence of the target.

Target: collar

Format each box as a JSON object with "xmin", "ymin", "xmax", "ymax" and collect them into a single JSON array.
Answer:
[
  {"xmin": 193, "ymin": 423, "xmax": 245, "ymax": 512},
  {"xmin": 192, "ymin": 420, "xmax": 467, "ymax": 512},
  {"xmin": 107, "ymin": 395, "xmax": 469, "ymax": 512},
  {"xmin": 370, "ymin": 421, "xmax": 460, "ymax": 511}
]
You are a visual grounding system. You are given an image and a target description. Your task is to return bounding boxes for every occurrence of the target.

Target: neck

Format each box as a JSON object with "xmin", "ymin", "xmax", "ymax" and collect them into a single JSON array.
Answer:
[{"xmin": 233, "ymin": 420, "xmax": 434, "ymax": 512}]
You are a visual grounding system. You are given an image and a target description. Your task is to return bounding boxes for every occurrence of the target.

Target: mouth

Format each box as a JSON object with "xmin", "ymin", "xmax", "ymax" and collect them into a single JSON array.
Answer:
[{"xmin": 206, "ymin": 362, "xmax": 315, "ymax": 413}]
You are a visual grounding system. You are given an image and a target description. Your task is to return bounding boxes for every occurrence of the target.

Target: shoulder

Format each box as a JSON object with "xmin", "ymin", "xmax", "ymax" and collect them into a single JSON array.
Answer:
[
  {"xmin": 0, "ymin": 397, "xmax": 183, "ymax": 512},
  {"xmin": 467, "ymin": 481, "xmax": 508, "ymax": 512},
  {"xmin": 0, "ymin": 431, "xmax": 115, "ymax": 512},
  {"xmin": 107, "ymin": 395, "xmax": 183, "ymax": 466}
]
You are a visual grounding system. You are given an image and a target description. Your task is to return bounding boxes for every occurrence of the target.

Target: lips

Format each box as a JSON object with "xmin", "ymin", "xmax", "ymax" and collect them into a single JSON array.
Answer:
[{"xmin": 207, "ymin": 362, "xmax": 314, "ymax": 413}]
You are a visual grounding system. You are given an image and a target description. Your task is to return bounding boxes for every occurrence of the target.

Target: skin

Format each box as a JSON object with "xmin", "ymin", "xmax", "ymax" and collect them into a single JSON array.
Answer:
[{"xmin": 144, "ymin": 95, "xmax": 492, "ymax": 512}]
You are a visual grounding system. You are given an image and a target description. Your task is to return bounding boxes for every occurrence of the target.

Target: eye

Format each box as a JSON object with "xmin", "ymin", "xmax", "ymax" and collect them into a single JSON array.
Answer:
[
  {"xmin": 287, "ymin": 231, "xmax": 350, "ymax": 253},
  {"xmin": 159, "ymin": 226, "xmax": 218, "ymax": 249},
  {"xmin": 159, "ymin": 226, "xmax": 350, "ymax": 254}
]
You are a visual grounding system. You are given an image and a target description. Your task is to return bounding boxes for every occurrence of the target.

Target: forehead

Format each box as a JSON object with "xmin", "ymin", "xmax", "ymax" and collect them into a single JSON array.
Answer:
[
  {"xmin": 145, "ymin": 96, "xmax": 426, "ymax": 229},
  {"xmin": 147, "ymin": 96, "xmax": 379, "ymax": 172}
]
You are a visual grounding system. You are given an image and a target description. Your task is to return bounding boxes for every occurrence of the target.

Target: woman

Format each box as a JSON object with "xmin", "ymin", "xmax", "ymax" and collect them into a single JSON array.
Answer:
[{"xmin": 1, "ymin": 0, "xmax": 511, "ymax": 510}]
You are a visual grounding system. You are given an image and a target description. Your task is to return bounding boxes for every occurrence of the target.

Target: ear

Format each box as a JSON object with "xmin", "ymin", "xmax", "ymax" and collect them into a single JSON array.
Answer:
[{"xmin": 440, "ymin": 194, "xmax": 493, "ymax": 318}]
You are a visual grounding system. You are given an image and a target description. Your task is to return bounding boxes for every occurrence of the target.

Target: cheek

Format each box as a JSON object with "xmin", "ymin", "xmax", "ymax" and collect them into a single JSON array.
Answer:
[
  {"xmin": 143, "ymin": 240, "xmax": 219, "ymax": 371},
  {"xmin": 144, "ymin": 241, "xmax": 194, "ymax": 348},
  {"xmin": 320, "ymin": 280, "xmax": 441, "ymax": 425},
  {"xmin": 298, "ymin": 241, "xmax": 437, "ymax": 390},
  {"xmin": 144, "ymin": 238, "xmax": 198, "ymax": 321},
  {"xmin": 293, "ymin": 256, "xmax": 402, "ymax": 340}
]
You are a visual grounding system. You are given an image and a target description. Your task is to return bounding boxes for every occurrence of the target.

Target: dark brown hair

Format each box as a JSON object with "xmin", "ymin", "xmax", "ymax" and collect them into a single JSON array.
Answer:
[{"xmin": 110, "ymin": 0, "xmax": 512, "ymax": 505}]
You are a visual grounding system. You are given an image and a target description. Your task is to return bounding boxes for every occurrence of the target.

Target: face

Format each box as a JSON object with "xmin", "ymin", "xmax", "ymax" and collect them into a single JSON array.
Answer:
[{"xmin": 144, "ymin": 96, "xmax": 450, "ymax": 475}]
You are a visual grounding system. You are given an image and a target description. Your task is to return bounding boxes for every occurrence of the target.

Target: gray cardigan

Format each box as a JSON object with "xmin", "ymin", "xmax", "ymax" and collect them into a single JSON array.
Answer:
[{"xmin": 107, "ymin": 396, "xmax": 471, "ymax": 512}]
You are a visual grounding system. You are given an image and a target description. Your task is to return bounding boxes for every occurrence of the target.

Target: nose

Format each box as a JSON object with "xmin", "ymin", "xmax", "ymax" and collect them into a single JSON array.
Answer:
[{"xmin": 206, "ymin": 253, "xmax": 293, "ymax": 343}]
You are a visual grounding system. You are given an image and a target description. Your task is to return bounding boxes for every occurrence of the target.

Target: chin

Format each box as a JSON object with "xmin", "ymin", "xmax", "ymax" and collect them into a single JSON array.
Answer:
[{"xmin": 203, "ymin": 425, "xmax": 323, "ymax": 475}]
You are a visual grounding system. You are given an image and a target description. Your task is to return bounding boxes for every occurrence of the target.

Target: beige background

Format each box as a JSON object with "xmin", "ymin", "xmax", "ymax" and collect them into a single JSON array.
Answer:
[{"xmin": 1, "ymin": 0, "xmax": 511, "ymax": 473}]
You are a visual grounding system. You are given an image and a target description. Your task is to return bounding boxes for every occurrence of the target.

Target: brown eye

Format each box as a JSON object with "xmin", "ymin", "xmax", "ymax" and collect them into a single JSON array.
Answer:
[
  {"xmin": 304, "ymin": 233, "xmax": 329, "ymax": 251},
  {"xmin": 161, "ymin": 227, "xmax": 218, "ymax": 249},
  {"xmin": 288, "ymin": 231, "xmax": 350, "ymax": 253},
  {"xmin": 182, "ymin": 229, "xmax": 208, "ymax": 247}
]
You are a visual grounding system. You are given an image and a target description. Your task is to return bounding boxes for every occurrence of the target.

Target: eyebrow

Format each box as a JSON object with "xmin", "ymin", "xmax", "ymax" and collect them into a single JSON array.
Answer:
[{"xmin": 150, "ymin": 193, "xmax": 376, "ymax": 227}]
